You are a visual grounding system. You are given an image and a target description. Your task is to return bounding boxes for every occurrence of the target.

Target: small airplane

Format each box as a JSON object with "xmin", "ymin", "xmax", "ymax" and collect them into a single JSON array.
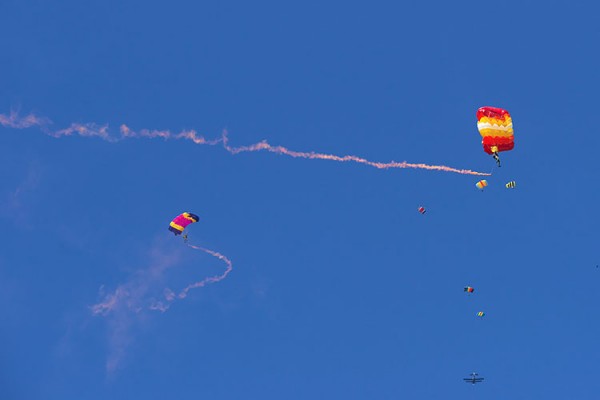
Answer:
[{"xmin": 463, "ymin": 372, "xmax": 484, "ymax": 385}]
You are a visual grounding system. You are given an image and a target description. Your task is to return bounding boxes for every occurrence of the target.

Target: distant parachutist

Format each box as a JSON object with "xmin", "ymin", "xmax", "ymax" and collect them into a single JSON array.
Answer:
[{"xmin": 475, "ymin": 180, "xmax": 488, "ymax": 191}]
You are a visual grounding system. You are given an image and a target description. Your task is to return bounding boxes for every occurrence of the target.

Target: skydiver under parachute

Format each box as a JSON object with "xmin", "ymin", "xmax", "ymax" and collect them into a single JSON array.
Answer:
[
  {"xmin": 169, "ymin": 212, "xmax": 199, "ymax": 243},
  {"xmin": 91, "ymin": 212, "xmax": 233, "ymax": 315},
  {"xmin": 477, "ymin": 106, "xmax": 514, "ymax": 168}
]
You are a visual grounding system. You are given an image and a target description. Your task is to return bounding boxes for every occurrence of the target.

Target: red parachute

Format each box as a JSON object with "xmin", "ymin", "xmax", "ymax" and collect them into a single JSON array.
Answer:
[{"xmin": 477, "ymin": 106, "xmax": 514, "ymax": 166}]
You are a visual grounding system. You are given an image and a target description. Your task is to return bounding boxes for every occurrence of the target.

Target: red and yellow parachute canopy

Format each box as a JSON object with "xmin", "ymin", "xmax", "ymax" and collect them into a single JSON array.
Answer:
[
  {"xmin": 477, "ymin": 106, "xmax": 514, "ymax": 155},
  {"xmin": 168, "ymin": 212, "xmax": 199, "ymax": 235}
]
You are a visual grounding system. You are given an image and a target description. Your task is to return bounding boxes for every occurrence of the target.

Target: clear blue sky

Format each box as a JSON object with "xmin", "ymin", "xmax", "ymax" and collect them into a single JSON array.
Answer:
[{"xmin": 1, "ymin": 1, "xmax": 599, "ymax": 399}]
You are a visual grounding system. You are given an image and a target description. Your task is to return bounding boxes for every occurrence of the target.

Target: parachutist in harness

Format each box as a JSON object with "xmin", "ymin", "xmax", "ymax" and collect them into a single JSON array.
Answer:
[
  {"xmin": 183, "ymin": 233, "xmax": 188, "ymax": 243},
  {"xmin": 492, "ymin": 152, "xmax": 501, "ymax": 167}
]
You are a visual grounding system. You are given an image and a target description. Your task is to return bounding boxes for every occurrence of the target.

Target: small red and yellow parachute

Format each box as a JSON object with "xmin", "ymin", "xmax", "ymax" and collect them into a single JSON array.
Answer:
[
  {"xmin": 475, "ymin": 180, "xmax": 488, "ymax": 190},
  {"xmin": 168, "ymin": 212, "xmax": 199, "ymax": 235},
  {"xmin": 477, "ymin": 106, "xmax": 514, "ymax": 166}
]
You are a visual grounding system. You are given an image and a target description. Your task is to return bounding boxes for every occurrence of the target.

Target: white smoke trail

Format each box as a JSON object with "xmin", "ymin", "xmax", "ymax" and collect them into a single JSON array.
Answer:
[{"xmin": 1, "ymin": 111, "xmax": 490, "ymax": 176}]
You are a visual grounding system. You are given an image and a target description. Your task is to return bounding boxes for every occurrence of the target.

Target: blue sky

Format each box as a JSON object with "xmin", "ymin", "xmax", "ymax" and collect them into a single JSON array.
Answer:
[{"xmin": 1, "ymin": 0, "xmax": 599, "ymax": 398}]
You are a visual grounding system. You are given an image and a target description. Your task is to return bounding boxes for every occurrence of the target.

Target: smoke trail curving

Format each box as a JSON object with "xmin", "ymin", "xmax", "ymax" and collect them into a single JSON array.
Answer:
[
  {"xmin": 1, "ymin": 111, "xmax": 490, "ymax": 176},
  {"xmin": 149, "ymin": 244, "xmax": 234, "ymax": 312},
  {"xmin": 88, "ymin": 241, "xmax": 233, "ymax": 372},
  {"xmin": 90, "ymin": 242, "xmax": 233, "ymax": 315}
]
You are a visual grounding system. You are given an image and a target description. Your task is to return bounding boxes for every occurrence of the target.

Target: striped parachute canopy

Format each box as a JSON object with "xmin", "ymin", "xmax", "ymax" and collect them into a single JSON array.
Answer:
[
  {"xmin": 169, "ymin": 212, "xmax": 199, "ymax": 235},
  {"xmin": 464, "ymin": 286, "xmax": 474, "ymax": 293},
  {"xmin": 477, "ymin": 106, "xmax": 514, "ymax": 155},
  {"xmin": 475, "ymin": 180, "xmax": 488, "ymax": 190},
  {"xmin": 506, "ymin": 181, "xmax": 516, "ymax": 189},
  {"xmin": 477, "ymin": 311, "xmax": 485, "ymax": 318}
]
